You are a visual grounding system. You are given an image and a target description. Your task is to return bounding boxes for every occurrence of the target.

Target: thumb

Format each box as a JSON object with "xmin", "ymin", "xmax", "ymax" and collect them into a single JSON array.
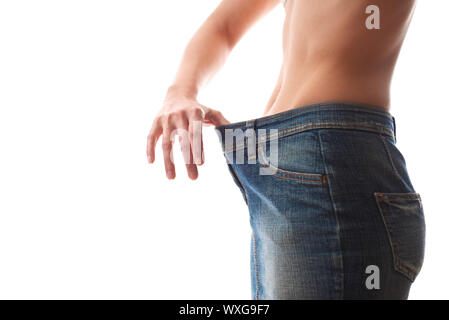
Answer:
[{"xmin": 203, "ymin": 107, "xmax": 230, "ymax": 127}]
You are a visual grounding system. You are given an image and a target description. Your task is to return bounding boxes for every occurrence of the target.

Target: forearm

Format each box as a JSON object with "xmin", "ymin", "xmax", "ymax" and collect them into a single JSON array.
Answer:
[
  {"xmin": 168, "ymin": 21, "xmax": 232, "ymax": 99},
  {"xmin": 167, "ymin": 0, "xmax": 280, "ymax": 100}
]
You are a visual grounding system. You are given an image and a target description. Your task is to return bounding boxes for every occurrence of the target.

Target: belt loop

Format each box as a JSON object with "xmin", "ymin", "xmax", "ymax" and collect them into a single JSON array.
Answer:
[
  {"xmin": 246, "ymin": 120, "xmax": 257, "ymax": 162},
  {"xmin": 246, "ymin": 119, "xmax": 256, "ymax": 129},
  {"xmin": 392, "ymin": 116, "xmax": 397, "ymax": 143}
]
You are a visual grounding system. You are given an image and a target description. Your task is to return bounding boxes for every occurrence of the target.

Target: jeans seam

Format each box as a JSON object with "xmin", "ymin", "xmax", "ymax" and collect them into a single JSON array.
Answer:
[
  {"xmin": 317, "ymin": 131, "xmax": 344, "ymax": 299},
  {"xmin": 252, "ymin": 233, "xmax": 260, "ymax": 300},
  {"xmin": 215, "ymin": 103, "xmax": 393, "ymax": 133},
  {"xmin": 271, "ymin": 173, "xmax": 326, "ymax": 184},
  {"xmin": 224, "ymin": 122, "xmax": 394, "ymax": 153},
  {"xmin": 276, "ymin": 121, "xmax": 393, "ymax": 139},
  {"xmin": 378, "ymin": 134, "xmax": 403, "ymax": 183}
]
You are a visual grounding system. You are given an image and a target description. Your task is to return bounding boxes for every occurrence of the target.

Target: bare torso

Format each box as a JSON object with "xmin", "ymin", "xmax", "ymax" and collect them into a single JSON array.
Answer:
[
  {"xmin": 264, "ymin": 0, "xmax": 416, "ymax": 115},
  {"xmin": 148, "ymin": 0, "xmax": 418, "ymax": 179}
]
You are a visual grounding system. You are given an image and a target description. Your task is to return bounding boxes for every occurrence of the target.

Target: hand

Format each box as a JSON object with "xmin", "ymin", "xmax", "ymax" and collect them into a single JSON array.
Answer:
[{"xmin": 146, "ymin": 89, "xmax": 230, "ymax": 180}]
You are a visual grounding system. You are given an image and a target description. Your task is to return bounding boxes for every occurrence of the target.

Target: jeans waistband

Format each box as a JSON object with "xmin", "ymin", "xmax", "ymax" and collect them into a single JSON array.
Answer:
[{"xmin": 215, "ymin": 102, "xmax": 396, "ymax": 153}]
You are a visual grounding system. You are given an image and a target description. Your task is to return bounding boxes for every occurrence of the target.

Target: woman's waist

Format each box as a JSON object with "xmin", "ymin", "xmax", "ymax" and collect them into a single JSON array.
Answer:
[{"xmin": 266, "ymin": 70, "xmax": 392, "ymax": 117}]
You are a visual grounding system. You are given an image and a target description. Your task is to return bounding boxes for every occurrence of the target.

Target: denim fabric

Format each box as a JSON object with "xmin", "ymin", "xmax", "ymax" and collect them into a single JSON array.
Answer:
[{"xmin": 215, "ymin": 102, "xmax": 425, "ymax": 300}]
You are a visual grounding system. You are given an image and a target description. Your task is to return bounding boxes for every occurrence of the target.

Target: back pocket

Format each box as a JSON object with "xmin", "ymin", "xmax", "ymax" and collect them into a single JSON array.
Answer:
[{"xmin": 374, "ymin": 192, "xmax": 426, "ymax": 282}]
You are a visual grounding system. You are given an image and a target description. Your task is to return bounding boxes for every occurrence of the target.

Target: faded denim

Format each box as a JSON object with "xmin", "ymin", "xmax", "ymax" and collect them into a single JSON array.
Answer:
[{"xmin": 215, "ymin": 102, "xmax": 425, "ymax": 300}]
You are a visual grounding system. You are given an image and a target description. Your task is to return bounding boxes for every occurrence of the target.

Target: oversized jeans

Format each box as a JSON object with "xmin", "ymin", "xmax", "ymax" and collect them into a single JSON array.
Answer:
[{"xmin": 215, "ymin": 102, "xmax": 425, "ymax": 300}]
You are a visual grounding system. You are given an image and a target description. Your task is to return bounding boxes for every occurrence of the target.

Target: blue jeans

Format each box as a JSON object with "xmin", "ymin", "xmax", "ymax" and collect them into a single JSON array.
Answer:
[{"xmin": 215, "ymin": 102, "xmax": 425, "ymax": 300}]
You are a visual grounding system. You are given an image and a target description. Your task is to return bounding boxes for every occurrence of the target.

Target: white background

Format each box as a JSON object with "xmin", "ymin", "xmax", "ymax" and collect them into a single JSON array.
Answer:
[{"xmin": 0, "ymin": 0, "xmax": 447, "ymax": 299}]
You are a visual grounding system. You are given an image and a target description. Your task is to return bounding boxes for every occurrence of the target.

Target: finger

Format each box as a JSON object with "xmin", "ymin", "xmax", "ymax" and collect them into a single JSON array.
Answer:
[
  {"xmin": 203, "ymin": 109, "xmax": 230, "ymax": 127},
  {"xmin": 162, "ymin": 125, "xmax": 176, "ymax": 179},
  {"xmin": 176, "ymin": 120, "xmax": 199, "ymax": 180},
  {"xmin": 178, "ymin": 134, "xmax": 199, "ymax": 180},
  {"xmin": 147, "ymin": 120, "xmax": 162, "ymax": 163},
  {"xmin": 189, "ymin": 109, "xmax": 204, "ymax": 165}
]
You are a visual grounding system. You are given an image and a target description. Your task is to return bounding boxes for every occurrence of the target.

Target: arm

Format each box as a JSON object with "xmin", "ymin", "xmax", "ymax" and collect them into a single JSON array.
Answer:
[
  {"xmin": 169, "ymin": 0, "xmax": 280, "ymax": 97},
  {"xmin": 147, "ymin": 0, "xmax": 280, "ymax": 180}
]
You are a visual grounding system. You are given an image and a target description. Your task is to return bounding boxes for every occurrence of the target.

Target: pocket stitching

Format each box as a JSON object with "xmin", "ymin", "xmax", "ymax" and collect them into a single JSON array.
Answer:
[
  {"xmin": 258, "ymin": 146, "xmax": 327, "ymax": 184},
  {"xmin": 374, "ymin": 192, "xmax": 424, "ymax": 282},
  {"xmin": 272, "ymin": 173, "xmax": 326, "ymax": 184}
]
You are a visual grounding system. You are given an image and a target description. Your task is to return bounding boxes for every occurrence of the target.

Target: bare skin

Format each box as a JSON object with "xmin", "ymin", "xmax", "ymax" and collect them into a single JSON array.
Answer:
[{"xmin": 147, "ymin": 0, "xmax": 416, "ymax": 180}]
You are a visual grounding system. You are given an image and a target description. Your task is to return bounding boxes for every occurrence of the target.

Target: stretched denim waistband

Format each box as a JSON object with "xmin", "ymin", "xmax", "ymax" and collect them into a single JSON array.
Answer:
[{"xmin": 215, "ymin": 102, "xmax": 396, "ymax": 153}]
